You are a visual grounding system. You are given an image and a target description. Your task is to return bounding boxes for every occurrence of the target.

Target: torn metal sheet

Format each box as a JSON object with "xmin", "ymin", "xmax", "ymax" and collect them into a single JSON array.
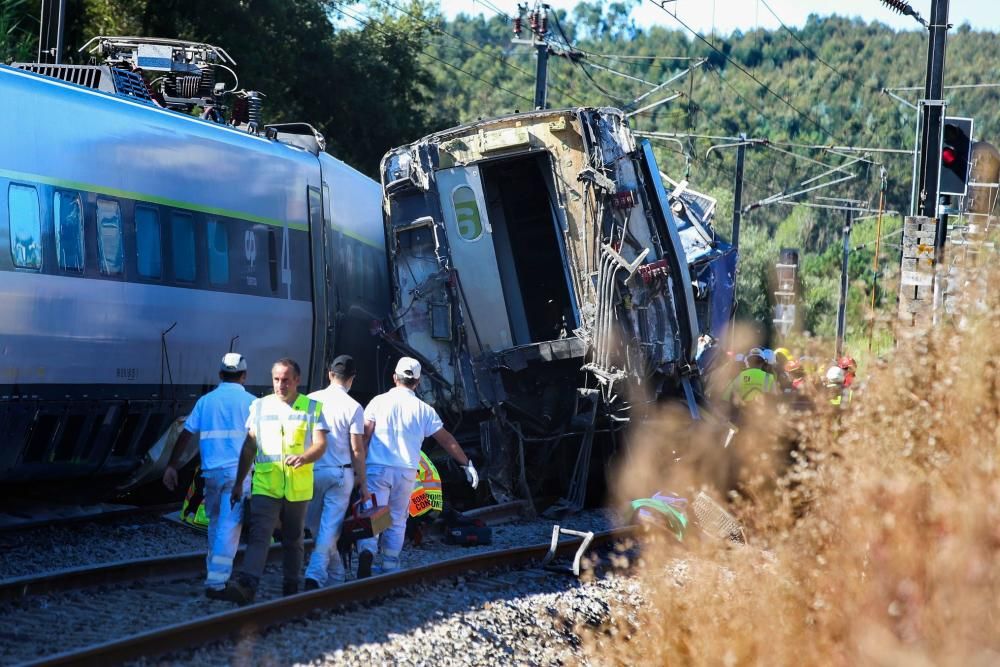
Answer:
[{"xmin": 379, "ymin": 108, "xmax": 736, "ymax": 504}]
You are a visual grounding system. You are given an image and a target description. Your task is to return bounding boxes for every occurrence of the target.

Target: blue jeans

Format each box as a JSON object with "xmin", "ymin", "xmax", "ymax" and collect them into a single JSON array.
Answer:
[
  {"xmin": 357, "ymin": 465, "xmax": 417, "ymax": 571},
  {"xmin": 304, "ymin": 466, "xmax": 354, "ymax": 585},
  {"xmin": 201, "ymin": 467, "xmax": 249, "ymax": 590}
]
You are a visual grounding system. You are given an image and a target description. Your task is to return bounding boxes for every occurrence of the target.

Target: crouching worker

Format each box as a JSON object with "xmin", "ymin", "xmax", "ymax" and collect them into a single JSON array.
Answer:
[
  {"xmin": 163, "ymin": 353, "xmax": 255, "ymax": 598},
  {"xmin": 219, "ymin": 358, "xmax": 329, "ymax": 605},
  {"xmin": 303, "ymin": 355, "xmax": 370, "ymax": 589},
  {"xmin": 357, "ymin": 357, "xmax": 478, "ymax": 577}
]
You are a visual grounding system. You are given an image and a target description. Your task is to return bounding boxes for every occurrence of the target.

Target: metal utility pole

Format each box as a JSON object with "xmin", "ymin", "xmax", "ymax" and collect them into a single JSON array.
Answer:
[
  {"xmin": 731, "ymin": 133, "xmax": 746, "ymax": 250},
  {"xmin": 513, "ymin": 3, "xmax": 551, "ymax": 109},
  {"xmin": 835, "ymin": 208, "xmax": 853, "ymax": 358},
  {"xmin": 37, "ymin": 0, "xmax": 67, "ymax": 63},
  {"xmin": 916, "ymin": 0, "xmax": 951, "ymax": 256}
]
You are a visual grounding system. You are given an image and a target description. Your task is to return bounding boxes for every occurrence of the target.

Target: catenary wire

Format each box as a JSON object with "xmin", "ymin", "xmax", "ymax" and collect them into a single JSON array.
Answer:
[
  {"xmin": 373, "ymin": 0, "xmax": 586, "ymax": 105},
  {"xmin": 646, "ymin": 0, "xmax": 842, "ymax": 144},
  {"xmin": 758, "ymin": 0, "xmax": 847, "ymax": 80},
  {"xmin": 333, "ymin": 3, "xmax": 535, "ymax": 105}
]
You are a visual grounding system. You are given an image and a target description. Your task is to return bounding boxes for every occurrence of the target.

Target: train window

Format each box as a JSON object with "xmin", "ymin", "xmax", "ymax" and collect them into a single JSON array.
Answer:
[
  {"xmin": 8, "ymin": 184, "xmax": 41, "ymax": 270},
  {"xmin": 206, "ymin": 219, "xmax": 229, "ymax": 285},
  {"xmin": 135, "ymin": 206, "xmax": 162, "ymax": 278},
  {"xmin": 171, "ymin": 211, "xmax": 196, "ymax": 282},
  {"xmin": 96, "ymin": 199, "xmax": 124, "ymax": 275},
  {"xmin": 54, "ymin": 191, "xmax": 84, "ymax": 272}
]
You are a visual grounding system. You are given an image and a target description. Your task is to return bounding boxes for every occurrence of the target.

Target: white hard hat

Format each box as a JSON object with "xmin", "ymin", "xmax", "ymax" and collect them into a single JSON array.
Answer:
[
  {"xmin": 220, "ymin": 352, "xmax": 247, "ymax": 373},
  {"xmin": 825, "ymin": 366, "xmax": 846, "ymax": 386},
  {"xmin": 395, "ymin": 356, "xmax": 421, "ymax": 379}
]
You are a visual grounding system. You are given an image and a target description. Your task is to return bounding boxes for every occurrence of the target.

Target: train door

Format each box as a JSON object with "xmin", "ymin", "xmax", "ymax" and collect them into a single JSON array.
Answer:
[
  {"xmin": 436, "ymin": 166, "xmax": 513, "ymax": 354},
  {"xmin": 306, "ymin": 184, "xmax": 328, "ymax": 390}
]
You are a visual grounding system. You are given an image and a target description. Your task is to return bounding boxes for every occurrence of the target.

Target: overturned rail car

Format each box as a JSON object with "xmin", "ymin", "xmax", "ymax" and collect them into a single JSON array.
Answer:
[{"xmin": 379, "ymin": 108, "xmax": 735, "ymax": 507}]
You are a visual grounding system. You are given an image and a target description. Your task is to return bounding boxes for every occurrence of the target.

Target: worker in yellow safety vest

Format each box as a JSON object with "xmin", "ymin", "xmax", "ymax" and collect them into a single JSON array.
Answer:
[
  {"xmin": 218, "ymin": 358, "xmax": 330, "ymax": 605},
  {"xmin": 409, "ymin": 451, "xmax": 444, "ymax": 518},
  {"xmin": 721, "ymin": 349, "xmax": 778, "ymax": 405}
]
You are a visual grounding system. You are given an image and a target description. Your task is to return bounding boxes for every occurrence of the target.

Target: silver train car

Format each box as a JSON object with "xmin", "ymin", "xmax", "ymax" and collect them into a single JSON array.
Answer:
[{"xmin": 0, "ymin": 62, "xmax": 388, "ymax": 492}]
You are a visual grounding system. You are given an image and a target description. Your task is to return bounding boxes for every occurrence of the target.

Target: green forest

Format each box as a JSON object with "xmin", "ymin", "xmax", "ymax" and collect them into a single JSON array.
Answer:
[{"xmin": 4, "ymin": 0, "xmax": 999, "ymax": 355}]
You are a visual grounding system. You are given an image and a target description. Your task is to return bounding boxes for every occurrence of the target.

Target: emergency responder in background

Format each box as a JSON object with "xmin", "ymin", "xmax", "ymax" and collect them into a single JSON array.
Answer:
[
  {"xmin": 838, "ymin": 356, "xmax": 858, "ymax": 388},
  {"xmin": 219, "ymin": 358, "xmax": 329, "ymax": 605},
  {"xmin": 721, "ymin": 349, "xmax": 778, "ymax": 405},
  {"xmin": 825, "ymin": 365, "xmax": 852, "ymax": 407},
  {"xmin": 303, "ymin": 355, "xmax": 370, "ymax": 590},
  {"xmin": 162, "ymin": 353, "xmax": 255, "ymax": 598},
  {"xmin": 356, "ymin": 357, "xmax": 478, "ymax": 578}
]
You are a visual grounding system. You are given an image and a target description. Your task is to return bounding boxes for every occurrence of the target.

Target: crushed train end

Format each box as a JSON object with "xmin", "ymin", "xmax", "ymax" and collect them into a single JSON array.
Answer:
[{"xmin": 379, "ymin": 108, "xmax": 736, "ymax": 508}]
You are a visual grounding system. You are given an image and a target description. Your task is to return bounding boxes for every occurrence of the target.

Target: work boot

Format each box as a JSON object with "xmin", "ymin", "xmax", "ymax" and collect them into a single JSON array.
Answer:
[
  {"xmin": 218, "ymin": 578, "xmax": 255, "ymax": 606},
  {"xmin": 283, "ymin": 579, "xmax": 299, "ymax": 596},
  {"xmin": 357, "ymin": 550, "xmax": 374, "ymax": 579},
  {"xmin": 205, "ymin": 587, "xmax": 228, "ymax": 601},
  {"xmin": 303, "ymin": 578, "xmax": 320, "ymax": 591}
]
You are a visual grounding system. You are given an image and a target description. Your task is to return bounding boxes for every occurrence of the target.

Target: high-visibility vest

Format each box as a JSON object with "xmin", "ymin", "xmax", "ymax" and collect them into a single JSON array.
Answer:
[
  {"xmin": 409, "ymin": 451, "xmax": 443, "ymax": 518},
  {"xmin": 251, "ymin": 394, "xmax": 323, "ymax": 502},
  {"xmin": 722, "ymin": 368, "xmax": 777, "ymax": 403}
]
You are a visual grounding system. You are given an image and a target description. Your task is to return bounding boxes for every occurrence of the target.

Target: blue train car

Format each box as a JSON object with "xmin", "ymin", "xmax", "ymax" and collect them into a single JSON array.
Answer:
[{"xmin": 0, "ymin": 61, "xmax": 388, "ymax": 491}]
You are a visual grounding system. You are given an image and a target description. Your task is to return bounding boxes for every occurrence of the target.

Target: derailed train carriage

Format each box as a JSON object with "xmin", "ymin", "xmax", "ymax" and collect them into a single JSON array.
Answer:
[{"xmin": 379, "ymin": 108, "xmax": 736, "ymax": 509}]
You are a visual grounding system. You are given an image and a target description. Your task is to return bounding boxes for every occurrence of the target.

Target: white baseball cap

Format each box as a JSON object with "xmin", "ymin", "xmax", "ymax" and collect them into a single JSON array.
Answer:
[
  {"xmin": 394, "ymin": 357, "xmax": 421, "ymax": 379},
  {"xmin": 220, "ymin": 352, "xmax": 247, "ymax": 373}
]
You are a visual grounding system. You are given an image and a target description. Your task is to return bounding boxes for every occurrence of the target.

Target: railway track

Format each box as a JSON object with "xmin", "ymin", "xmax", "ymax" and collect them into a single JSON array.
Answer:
[
  {"xmin": 3, "ymin": 502, "xmax": 620, "ymax": 666},
  {"xmin": 16, "ymin": 527, "xmax": 633, "ymax": 666},
  {"xmin": 0, "ymin": 502, "xmax": 183, "ymax": 534}
]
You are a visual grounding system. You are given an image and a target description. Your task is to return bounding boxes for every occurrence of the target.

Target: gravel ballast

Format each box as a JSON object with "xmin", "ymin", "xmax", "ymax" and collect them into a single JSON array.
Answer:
[
  {"xmin": 0, "ymin": 515, "xmax": 207, "ymax": 580},
  {"xmin": 153, "ymin": 563, "xmax": 646, "ymax": 666}
]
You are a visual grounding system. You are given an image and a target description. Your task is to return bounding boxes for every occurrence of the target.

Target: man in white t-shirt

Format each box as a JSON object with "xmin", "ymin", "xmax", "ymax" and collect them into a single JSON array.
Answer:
[
  {"xmin": 162, "ymin": 352, "xmax": 256, "ymax": 597},
  {"xmin": 303, "ymin": 354, "xmax": 370, "ymax": 589},
  {"xmin": 356, "ymin": 357, "xmax": 478, "ymax": 577}
]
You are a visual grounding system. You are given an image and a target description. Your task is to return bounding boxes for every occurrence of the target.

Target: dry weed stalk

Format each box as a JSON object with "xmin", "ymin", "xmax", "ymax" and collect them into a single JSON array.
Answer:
[{"xmin": 586, "ymin": 269, "xmax": 1000, "ymax": 666}]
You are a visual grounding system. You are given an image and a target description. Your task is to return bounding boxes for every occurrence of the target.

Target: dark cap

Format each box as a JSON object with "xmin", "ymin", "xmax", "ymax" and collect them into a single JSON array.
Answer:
[{"xmin": 329, "ymin": 354, "xmax": 356, "ymax": 377}]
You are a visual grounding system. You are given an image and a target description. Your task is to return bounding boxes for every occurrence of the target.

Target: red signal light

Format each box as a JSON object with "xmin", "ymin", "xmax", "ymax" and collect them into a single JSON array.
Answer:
[{"xmin": 942, "ymin": 147, "xmax": 957, "ymax": 167}]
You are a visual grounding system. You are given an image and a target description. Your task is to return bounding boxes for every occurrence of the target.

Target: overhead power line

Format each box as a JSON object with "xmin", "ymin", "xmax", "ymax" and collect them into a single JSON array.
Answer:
[
  {"xmin": 372, "ymin": 0, "xmax": 585, "ymax": 105},
  {"xmin": 646, "ymin": 0, "xmax": 842, "ymax": 144},
  {"xmin": 758, "ymin": 0, "xmax": 846, "ymax": 80},
  {"xmin": 333, "ymin": 4, "xmax": 535, "ymax": 105}
]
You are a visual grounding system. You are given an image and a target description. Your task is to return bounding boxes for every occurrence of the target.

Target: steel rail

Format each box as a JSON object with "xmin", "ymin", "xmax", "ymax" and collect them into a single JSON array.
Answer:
[
  {"xmin": 0, "ymin": 501, "xmax": 182, "ymax": 534},
  {"xmin": 0, "ymin": 540, "xmax": 300, "ymax": 602},
  {"xmin": 0, "ymin": 502, "xmax": 529, "ymax": 601},
  {"xmin": 26, "ymin": 527, "xmax": 635, "ymax": 667}
]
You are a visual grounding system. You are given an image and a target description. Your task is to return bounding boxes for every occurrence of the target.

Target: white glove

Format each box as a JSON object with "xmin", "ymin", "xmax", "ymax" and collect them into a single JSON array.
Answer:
[{"xmin": 463, "ymin": 461, "xmax": 479, "ymax": 489}]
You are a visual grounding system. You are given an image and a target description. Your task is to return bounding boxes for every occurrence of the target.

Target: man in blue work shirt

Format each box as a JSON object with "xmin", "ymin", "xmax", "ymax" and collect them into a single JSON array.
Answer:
[{"xmin": 163, "ymin": 353, "xmax": 256, "ymax": 598}]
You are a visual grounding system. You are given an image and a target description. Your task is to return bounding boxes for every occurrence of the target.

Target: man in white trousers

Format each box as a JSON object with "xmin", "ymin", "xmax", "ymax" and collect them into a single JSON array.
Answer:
[
  {"xmin": 357, "ymin": 357, "xmax": 479, "ymax": 577},
  {"xmin": 163, "ymin": 353, "xmax": 255, "ymax": 598},
  {"xmin": 303, "ymin": 355, "xmax": 370, "ymax": 589}
]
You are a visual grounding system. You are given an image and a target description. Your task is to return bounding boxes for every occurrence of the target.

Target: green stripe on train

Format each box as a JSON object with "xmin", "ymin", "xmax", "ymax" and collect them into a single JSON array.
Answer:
[{"xmin": 0, "ymin": 167, "xmax": 384, "ymax": 248}]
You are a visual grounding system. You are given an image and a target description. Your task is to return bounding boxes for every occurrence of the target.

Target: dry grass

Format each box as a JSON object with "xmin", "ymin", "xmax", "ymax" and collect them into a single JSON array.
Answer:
[{"xmin": 585, "ymin": 275, "xmax": 1000, "ymax": 666}]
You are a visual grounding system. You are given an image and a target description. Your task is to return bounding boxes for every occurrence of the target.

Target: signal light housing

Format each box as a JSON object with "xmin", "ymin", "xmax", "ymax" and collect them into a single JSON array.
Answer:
[{"xmin": 940, "ymin": 117, "xmax": 973, "ymax": 197}]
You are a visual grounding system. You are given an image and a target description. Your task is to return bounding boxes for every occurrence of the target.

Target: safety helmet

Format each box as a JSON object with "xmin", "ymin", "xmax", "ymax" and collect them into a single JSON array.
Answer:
[
  {"xmin": 825, "ymin": 366, "xmax": 846, "ymax": 387},
  {"xmin": 761, "ymin": 349, "xmax": 777, "ymax": 366},
  {"xmin": 785, "ymin": 359, "xmax": 802, "ymax": 373},
  {"xmin": 838, "ymin": 356, "xmax": 857, "ymax": 373},
  {"xmin": 775, "ymin": 347, "xmax": 793, "ymax": 362}
]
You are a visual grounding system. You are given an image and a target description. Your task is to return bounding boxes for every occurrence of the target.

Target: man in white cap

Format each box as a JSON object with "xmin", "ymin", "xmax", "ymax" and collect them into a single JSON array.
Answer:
[
  {"xmin": 356, "ymin": 357, "xmax": 478, "ymax": 577},
  {"xmin": 163, "ymin": 352, "xmax": 256, "ymax": 598},
  {"xmin": 303, "ymin": 354, "xmax": 370, "ymax": 589}
]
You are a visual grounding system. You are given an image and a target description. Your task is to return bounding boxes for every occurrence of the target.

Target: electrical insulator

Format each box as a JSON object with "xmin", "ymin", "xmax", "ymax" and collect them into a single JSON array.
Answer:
[
  {"xmin": 880, "ymin": 0, "xmax": 918, "ymax": 19},
  {"xmin": 513, "ymin": 15, "xmax": 522, "ymax": 37},
  {"xmin": 529, "ymin": 10, "xmax": 539, "ymax": 34},
  {"xmin": 539, "ymin": 14, "xmax": 547, "ymax": 37}
]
